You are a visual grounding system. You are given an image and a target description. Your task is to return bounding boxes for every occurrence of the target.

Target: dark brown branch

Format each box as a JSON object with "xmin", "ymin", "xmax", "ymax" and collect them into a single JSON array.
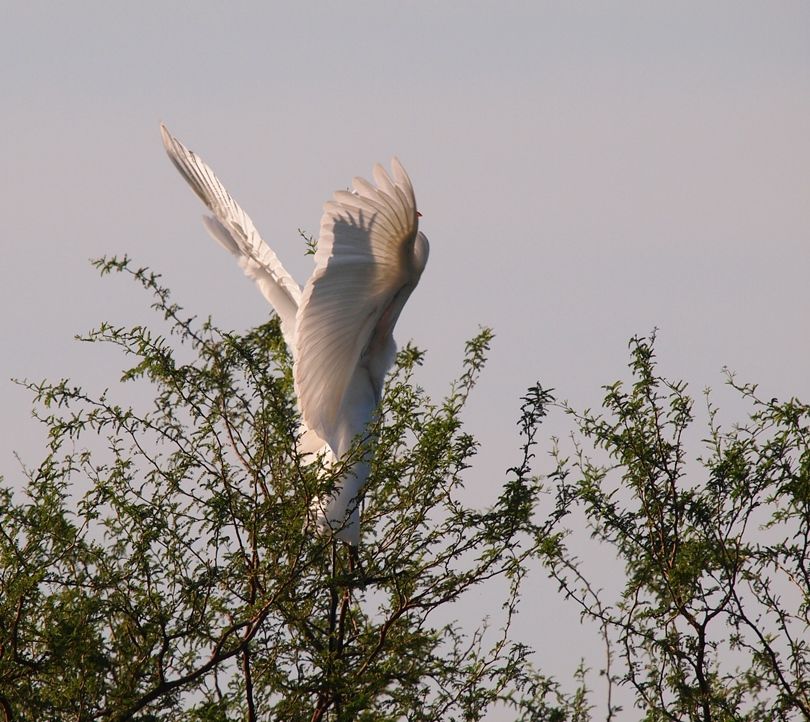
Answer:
[
  {"xmin": 243, "ymin": 646, "xmax": 256, "ymax": 722},
  {"xmin": 104, "ymin": 589, "xmax": 282, "ymax": 722},
  {"xmin": 0, "ymin": 695, "xmax": 13, "ymax": 722}
]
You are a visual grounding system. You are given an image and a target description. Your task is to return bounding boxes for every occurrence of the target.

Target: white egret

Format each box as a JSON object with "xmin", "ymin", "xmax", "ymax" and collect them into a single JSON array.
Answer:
[{"xmin": 160, "ymin": 125, "xmax": 429, "ymax": 546}]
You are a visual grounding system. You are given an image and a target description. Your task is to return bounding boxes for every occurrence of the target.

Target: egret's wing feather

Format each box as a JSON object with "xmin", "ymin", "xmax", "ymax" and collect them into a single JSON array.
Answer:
[
  {"xmin": 311, "ymin": 367, "xmax": 378, "ymax": 545},
  {"xmin": 160, "ymin": 124, "xmax": 302, "ymax": 344},
  {"xmin": 294, "ymin": 159, "xmax": 420, "ymax": 443},
  {"xmin": 201, "ymin": 214, "xmax": 241, "ymax": 256}
]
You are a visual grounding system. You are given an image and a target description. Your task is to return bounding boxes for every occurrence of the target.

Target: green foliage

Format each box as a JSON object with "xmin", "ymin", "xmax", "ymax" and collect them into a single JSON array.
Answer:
[
  {"xmin": 542, "ymin": 334, "xmax": 810, "ymax": 721},
  {"xmin": 1, "ymin": 263, "xmax": 808, "ymax": 721},
  {"xmin": 0, "ymin": 258, "xmax": 565, "ymax": 721}
]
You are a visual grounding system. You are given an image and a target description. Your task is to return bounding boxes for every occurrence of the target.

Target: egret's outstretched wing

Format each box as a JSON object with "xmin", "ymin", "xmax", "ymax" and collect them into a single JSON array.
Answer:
[
  {"xmin": 294, "ymin": 159, "xmax": 423, "ymax": 445},
  {"xmin": 160, "ymin": 124, "xmax": 302, "ymax": 344}
]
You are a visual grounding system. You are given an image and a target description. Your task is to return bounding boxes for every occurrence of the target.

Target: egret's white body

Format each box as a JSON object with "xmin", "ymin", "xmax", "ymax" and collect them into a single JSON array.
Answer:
[{"xmin": 161, "ymin": 125, "xmax": 428, "ymax": 545}]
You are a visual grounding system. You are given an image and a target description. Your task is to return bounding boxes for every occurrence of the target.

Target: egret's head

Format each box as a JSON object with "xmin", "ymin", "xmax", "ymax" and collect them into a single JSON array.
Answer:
[{"xmin": 413, "ymin": 231, "xmax": 430, "ymax": 276}]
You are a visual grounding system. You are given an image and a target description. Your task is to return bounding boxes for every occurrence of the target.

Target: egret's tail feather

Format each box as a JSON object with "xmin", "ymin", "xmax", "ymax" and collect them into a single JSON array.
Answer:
[
  {"xmin": 308, "ymin": 463, "xmax": 368, "ymax": 547},
  {"xmin": 310, "ymin": 495, "xmax": 362, "ymax": 547}
]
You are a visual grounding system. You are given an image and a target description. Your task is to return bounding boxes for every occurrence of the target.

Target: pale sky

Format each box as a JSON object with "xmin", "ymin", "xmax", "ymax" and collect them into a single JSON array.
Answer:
[{"xmin": 2, "ymin": 2, "xmax": 808, "ymax": 717}]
